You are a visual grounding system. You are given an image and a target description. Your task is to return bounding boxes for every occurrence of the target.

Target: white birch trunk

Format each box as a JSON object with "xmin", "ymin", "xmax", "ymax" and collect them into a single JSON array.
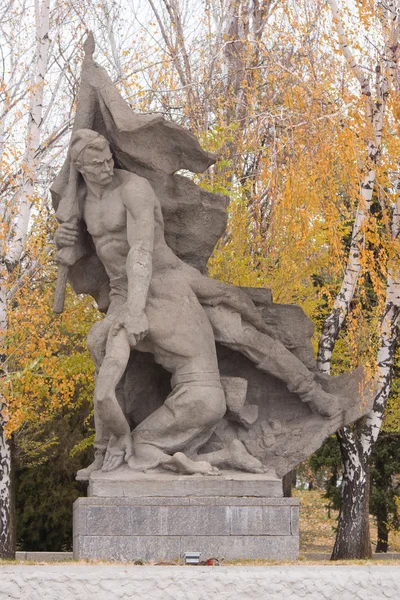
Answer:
[
  {"xmin": 317, "ymin": 0, "xmax": 388, "ymax": 374},
  {"xmin": 317, "ymin": 167, "xmax": 377, "ymax": 373},
  {"xmin": 0, "ymin": 68, "xmax": 12, "ymax": 563},
  {"xmin": 6, "ymin": 0, "xmax": 50, "ymax": 269},
  {"xmin": 0, "ymin": 245, "xmax": 12, "ymax": 557},
  {"xmin": 333, "ymin": 204, "xmax": 400, "ymax": 559},
  {"xmin": 360, "ymin": 195, "xmax": 400, "ymax": 451},
  {"xmin": 0, "ymin": 411, "xmax": 13, "ymax": 558},
  {"xmin": 332, "ymin": 427, "xmax": 371, "ymax": 559},
  {"xmin": 0, "ymin": 0, "xmax": 51, "ymax": 559},
  {"xmin": 101, "ymin": 2, "xmax": 123, "ymax": 81}
]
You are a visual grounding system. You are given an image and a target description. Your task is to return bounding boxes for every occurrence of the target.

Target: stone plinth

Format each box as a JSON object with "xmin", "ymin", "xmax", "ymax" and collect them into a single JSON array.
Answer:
[
  {"xmin": 88, "ymin": 467, "xmax": 283, "ymax": 498},
  {"xmin": 73, "ymin": 469, "xmax": 298, "ymax": 562}
]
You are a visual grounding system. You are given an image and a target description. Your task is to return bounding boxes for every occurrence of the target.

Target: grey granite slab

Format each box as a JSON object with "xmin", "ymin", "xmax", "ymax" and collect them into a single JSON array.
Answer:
[{"xmin": 88, "ymin": 468, "xmax": 283, "ymax": 498}]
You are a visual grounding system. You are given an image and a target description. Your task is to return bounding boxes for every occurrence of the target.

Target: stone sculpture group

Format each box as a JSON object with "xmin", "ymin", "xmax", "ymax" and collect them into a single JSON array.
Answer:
[{"xmin": 52, "ymin": 34, "xmax": 373, "ymax": 483}]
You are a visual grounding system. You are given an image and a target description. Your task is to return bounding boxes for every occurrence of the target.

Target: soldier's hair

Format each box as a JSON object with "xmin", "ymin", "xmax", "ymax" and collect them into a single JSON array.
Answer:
[{"xmin": 70, "ymin": 129, "xmax": 109, "ymax": 168}]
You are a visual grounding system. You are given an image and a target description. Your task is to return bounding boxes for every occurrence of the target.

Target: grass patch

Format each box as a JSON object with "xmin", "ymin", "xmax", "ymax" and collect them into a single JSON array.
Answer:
[{"xmin": 294, "ymin": 488, "xmax": 400, "ymax": 553}]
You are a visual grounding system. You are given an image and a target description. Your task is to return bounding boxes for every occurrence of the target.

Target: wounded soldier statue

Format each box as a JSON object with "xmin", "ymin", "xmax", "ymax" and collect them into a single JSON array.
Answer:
[{"xmin": 52, "ymin": 34, "xmax": 374, "ymax": 482}]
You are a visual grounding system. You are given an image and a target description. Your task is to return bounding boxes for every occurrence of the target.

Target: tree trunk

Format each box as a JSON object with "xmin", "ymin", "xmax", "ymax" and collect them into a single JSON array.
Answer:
[
  {"xmin": 282, "ymin": 471, "xmax": 293, "ymax": 497},
  {"xmin": 375, "ymin": 500, "xmax": 389, "ymax": 553},
  {"xmin": 6, "ymin": 0, "xmax": 51, "ymax": 268},
  {"xmin": 331, "ymin": 429, "xmax": 372, "ymax": 560},
  {"xmin": 0, "ymin": 269, "xmax": 13, "ymax": 559},
  {"xmin": 0, "ymin": 422, "xmax": 15, "ymax": 558},
  {"xmin": 0, "ymin": 0, "xmax": 51, "ymax": 558}
]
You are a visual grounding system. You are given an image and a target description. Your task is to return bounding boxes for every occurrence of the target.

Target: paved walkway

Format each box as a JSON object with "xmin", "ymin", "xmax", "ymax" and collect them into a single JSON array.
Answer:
[{"xmin": 0, "ymin": 564, "xmax": 399, "ymax": 599}]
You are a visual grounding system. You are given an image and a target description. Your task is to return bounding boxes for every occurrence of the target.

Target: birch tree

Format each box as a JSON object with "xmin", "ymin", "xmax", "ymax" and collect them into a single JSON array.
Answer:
[
  {"xmin": 317, "ymin": 0, "xmax": 389, "ymax": 374},
  {"xmin": 0, "ymin": 0, "xmax": 52, "ymax": 559},
  {"xmin": 314, "ymin": 0, "xmax": 400, "ymax": 559},
  {"xmin": 0, "ymin": 0, "xmax": 90, "ymax": 558}
]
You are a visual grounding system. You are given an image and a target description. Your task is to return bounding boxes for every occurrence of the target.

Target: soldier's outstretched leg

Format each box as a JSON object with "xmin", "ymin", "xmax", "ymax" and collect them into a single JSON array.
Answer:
[{"xmin": 205, "ymin": 305, "xmax": 341, "ymax": 417}]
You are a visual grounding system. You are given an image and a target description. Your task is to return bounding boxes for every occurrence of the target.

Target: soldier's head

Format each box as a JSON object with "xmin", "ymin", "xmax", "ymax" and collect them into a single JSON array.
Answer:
[{"xmin": 70, "ymin": 129, "xmax": 114, "ymax": 186}]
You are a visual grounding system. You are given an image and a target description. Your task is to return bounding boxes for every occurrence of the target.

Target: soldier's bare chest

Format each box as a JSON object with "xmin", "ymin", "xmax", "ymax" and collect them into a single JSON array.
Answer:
[{"xmin": 83, "ymin": 190, "xmax": 127, "ymax": 238}]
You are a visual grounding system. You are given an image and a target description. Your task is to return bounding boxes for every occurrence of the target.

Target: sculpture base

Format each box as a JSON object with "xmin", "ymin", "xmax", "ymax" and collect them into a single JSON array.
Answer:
[{"xmin": 73, "ymin": 469, "xmax": 299, "ymax": 561}]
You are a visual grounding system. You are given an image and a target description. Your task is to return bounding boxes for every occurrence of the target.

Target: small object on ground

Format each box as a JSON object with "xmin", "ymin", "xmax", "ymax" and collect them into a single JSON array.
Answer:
[
  {"xmin": 184, "ymin": 551, "xmax": 201, "ymax": 565},
  {"xmin": 206, "ymin": 557, "xmax": 222, "ymax": 566}
]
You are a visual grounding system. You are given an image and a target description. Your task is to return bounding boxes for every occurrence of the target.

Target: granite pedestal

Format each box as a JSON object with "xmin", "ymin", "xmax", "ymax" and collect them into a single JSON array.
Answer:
[{"xmin": 73, "ymin": 468, "xmax": 299, "ymax": 561}]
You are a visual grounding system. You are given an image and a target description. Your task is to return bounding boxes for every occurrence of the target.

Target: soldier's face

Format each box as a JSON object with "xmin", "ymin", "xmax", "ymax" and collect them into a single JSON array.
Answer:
[{"xmin": 80, "ymin": 143, "xmax": 114, "ymax": 186}]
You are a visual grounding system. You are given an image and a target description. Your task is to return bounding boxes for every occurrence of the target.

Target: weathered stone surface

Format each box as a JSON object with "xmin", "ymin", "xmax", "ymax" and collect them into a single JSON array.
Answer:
[
  {"xmin": 291, "ymin": 507, "xmax": 299, "ymax": 536},
  {"xmin": 76, "ymin": 496, "xmax": 299, "ymax": 507},
  {"xmin": 73, "ymin": 495, "xmax": 298, "ymax": 561},
  {"xmin": 88, "ymin": 468, "xmax": 283, "ymax": 498},
  {"xmin": 179, "ymin": 535, "xmax": 299, "ymax": 561},
  {"xmin": 86, "ymin": 506, "xmax": 133, "ymax": 536},
  {"xmin": 74, "ymin": 535, "xmax": 182, "ymax": 562},
  {"xmin": 76, "ymin": 534, "xmax": 299, "ymax": 562},
  {"xmin": 73, "ymin": 501, "xmax": 87, "ymax": 537},
  {"xmin": 1, "ymin": 565, "xmax": 399, "ymax": 600},
  {"xmin": 230, "ymin": 506, "xmax": 291, "ymax": 536},
  {"xmin": 74, "ymin": 533, "xmax": 298, "ymax": 562},
  {"xmin": 14, "ymin": 551, "xmax": 74, "ymax": 561}
]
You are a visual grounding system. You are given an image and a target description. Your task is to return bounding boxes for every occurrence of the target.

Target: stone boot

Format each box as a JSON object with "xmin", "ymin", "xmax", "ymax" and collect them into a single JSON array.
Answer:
[{"xmin": 299, "ymin": 381, "xmax": 341, "ymax": 417}]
